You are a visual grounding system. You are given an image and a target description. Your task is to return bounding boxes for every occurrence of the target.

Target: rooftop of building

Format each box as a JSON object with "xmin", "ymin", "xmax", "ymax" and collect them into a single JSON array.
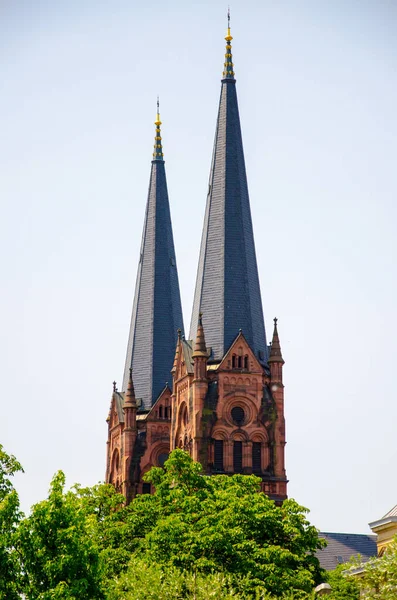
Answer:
[{"xmin": 316, "ymin": 532, "xmax": 377, "ymax": 571}]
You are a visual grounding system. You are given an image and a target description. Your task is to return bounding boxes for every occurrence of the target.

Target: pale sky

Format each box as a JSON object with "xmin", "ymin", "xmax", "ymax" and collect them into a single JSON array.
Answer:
[{"xmin": 1, "ymin": 0, "xmax": 396, "ymax": 534}]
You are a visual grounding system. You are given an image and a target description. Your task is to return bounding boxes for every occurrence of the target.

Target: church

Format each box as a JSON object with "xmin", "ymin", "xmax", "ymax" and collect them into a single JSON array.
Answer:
[{"xmin": 105, "ymin": 20, "xmax": 287, "ymax": 505}]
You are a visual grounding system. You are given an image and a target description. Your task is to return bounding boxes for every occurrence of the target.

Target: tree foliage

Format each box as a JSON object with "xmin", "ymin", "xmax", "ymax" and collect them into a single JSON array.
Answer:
[
  {"xmin": 350, "ymin": 539, "xmax": 397, "ymax": 599},
  {"xmin": 123, "ymin": 450, "xmax": 325, "ymax": 597},
  {"xmin": 1, "ymin": 445, "xmax": 327, "ymax": 599},
  {"xmin": 107, "ymin": 558, "xmax": 244, "ymax": 600},
  {"xmin": 0, "ymin": 444, "xmax": 24, "ymax": 600},
  {"xmin": 16, "ymin": 471, "xmax": 106, "ymax": 600},
  {"xmin": 325, "ymin": 539, "xmax": 397, "ymax": 600},
  {"xmin": 325, "ymin": 563, "xmax": 359, "ymax": 600}
]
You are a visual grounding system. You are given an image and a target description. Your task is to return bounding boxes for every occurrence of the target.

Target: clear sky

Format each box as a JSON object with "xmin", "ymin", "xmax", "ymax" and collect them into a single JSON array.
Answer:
[{"xmin": 1, "ymin": 0, "xmax": 396, "ymax": 534}]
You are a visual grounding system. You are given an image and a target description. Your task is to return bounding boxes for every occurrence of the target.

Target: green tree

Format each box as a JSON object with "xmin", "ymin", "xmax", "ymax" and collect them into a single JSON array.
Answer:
[
  {"xmin": 16, "ymin": 471, "xmax": 105, "ymax": 600},
  {"xmin": 120, "ymin": 449, "xmax": 325, "ymax": 598},
  {"xmin": 0, "ymin": 444, "xmax": 23, "ymax": 600},
  {"xmin": 326, "ymin": 563, "xmax": 359, "ymax": 600},
  {"xmin": 107, "ymin": 557, "xmax": 287, "ymax": 600},
  {"xmin": 107, "ymin": 558, "xmax": 241, "ymax": 600},
  {"xmin": 72, "ymin": 481, "xmax": 131, "ymax": 580},
  {"xmin": 4, "ymin": 447, "xmax": 325, "ymax": 599}
]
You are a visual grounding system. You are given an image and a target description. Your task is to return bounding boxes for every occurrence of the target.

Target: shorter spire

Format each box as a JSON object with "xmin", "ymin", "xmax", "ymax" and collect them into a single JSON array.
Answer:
[
  {"xmin": 222, "ymin": 8, "xmax": 235, "ymax": 79},
  {"xmin": 153, "ymin": 96, "xmax": 164, "ymax": 161},
  {"xmin": 124, "ymin": 368, "xmax": 137, "ymax": 408},
  {"xmin": 192, "ymin": 313, "xmax": 208, "ymax": 357},
  {"xmin": 268, "ymin": 317, "xmax": 284, "ymax": 364},
  {"xmin": 107, "ymin": 382, "xmax": 117, "ymax": 422},
  {"xmin": 171, "ymin": 328, "xmax": 182, "ymax": 373}
]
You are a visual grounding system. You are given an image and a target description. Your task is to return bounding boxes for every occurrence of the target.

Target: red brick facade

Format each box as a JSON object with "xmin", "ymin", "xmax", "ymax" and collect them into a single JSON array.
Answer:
[{"xmin": 106, "ymin": 318, "xmax": 287, "ymax": 504}]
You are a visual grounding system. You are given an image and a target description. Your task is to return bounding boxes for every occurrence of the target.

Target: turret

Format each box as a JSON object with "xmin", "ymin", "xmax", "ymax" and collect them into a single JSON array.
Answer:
[
  {"xmin": 105, "ymin": 382, "xmax": 117, "ymax": 482},
  {"xmin": 268, "ymin": 317, "xmax": 284, "ymax": 384},
  {"xmin": 191, "ymin": 314, "xmax": 209, "ymax": 463},
  {"xmin": 192, "ymin": 313, "xmax": 208, "ymax": 380},
  {"xmin": 122, "ymin": 368, "xmax": 137, "ymax": 502},
  {"xmin": 123, "ymin": 368, "xmax": 137, "ymax": 431},
  {"xmin": 268, "ymin": 318, "xmax": 286, "ymax": 482},
  {"xmin": 171, "ymin": 328, "xmax": 182, "ymax": 383}
]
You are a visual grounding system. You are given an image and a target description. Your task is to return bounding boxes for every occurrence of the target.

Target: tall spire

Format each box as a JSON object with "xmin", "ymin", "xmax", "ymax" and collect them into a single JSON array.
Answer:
[
  {"xmin": 189, "ymin": 21, "xmax": 268, "ymax": 363},
  {"xmin": 123, "ymin": 103, "xmax": 185, "ymax": 409}
]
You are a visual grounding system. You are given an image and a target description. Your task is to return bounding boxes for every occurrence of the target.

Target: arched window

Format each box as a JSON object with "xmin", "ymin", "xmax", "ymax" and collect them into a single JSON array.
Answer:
[
  {"xmin": 164, "ymin": 406, "xmax": 168, "ymax": 419},
  {"xmin": 110, "ymin": 449, "xmax": 120, "ymax": 484},
  {"xmin": 214, "ymin": 440, "xmax": 224, "ymax": 471},
  {"xmin": 159, "ymin": 406, "xmax": 163, "ymax": 418},
  {"xmin": 244, "ymin": 355, "xmax": 248, "ymax": 369},
  {"xmin": 232, "ymin": 355, "xmax": 236, "ymax": 368},
  {"xmin": 237, "ymin": 356, "xmax": 242, "ymax": 368},
  {"xmin": 252, "ymin": 441, "xmax": 261, "ymax": 473},
  {"xmin": 233, "ymin": 441, "xmax": 243, "ymax": 473}
]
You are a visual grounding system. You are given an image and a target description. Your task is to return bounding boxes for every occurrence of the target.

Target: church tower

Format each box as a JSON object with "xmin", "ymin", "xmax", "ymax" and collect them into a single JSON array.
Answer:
[
  {"xmin": 171, "ymin": 18, "xmax": 287, "ymax": 502},
  {"xmin": 106, "ymin": 19, "xmax": 287, "ymax": 504},
  {"xmin": 105, "ymin": 103, "xmax": 184, "ymax": 496}
]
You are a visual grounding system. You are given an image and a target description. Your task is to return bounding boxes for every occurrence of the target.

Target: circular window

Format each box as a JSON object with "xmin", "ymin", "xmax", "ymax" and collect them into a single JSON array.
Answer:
[
  {"xmin": 158, "ymin": 452, "xmax": 169, "ymax": 467},
  {"xmin": 231, "ymin": 406, "xmax": 245, "ymax": 426}
]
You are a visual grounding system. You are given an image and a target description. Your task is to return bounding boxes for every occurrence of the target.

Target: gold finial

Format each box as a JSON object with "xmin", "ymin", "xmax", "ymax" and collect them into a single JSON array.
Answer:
[
  {"xmin": 223, "ymin": 8, "xmax": 235, "ymax": 78},
  {"xmin": 153, "ymin": 96, "xmax": 163, "ymax": 160},
  {"xmin": 225, "ymin": 7, "xmax": 233, "ymax": 42},
  {"xmin": 154, "ymin": 96, "xmax": 161, "ymax": 126}
]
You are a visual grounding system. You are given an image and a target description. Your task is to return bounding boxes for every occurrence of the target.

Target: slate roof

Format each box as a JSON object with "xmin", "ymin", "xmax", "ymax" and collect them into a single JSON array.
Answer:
[
  {"xmin": 113, "ymin": 392, "xmax": 125, "ymax": 423},
  {"xmin": 123, "ymin": 132, "xmax": 184, "ymax": 410},
  {"xmin": 316, "ymin": 532, "xmax": 377, "ymax": 571},
  {"xmin": 189, "ymin": 37, "xmax": 268, "ymax": 363},
  {"xmin": 181, "ymin": 339, "xmax": 194, "ymax": 374}
]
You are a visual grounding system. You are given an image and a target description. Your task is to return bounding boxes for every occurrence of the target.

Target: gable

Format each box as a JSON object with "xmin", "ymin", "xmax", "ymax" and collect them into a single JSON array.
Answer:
[
  {"xmin": 173, "ymin": 339, "xmax": 194, "ymax": 380},
  {"xmin": 218, "ymin": 332, "xmax": 263, "ymax": 373},
  {"xmin": 146, "ymin": 385, "xmax": 172, "ymax": 422},
  {"xmin": 109, "ymin": 392, "xmax": 125, "ymax": 428}
]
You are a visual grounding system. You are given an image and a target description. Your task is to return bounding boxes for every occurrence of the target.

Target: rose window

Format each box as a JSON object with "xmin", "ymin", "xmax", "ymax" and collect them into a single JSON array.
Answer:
[{"xmin": 231, "ymin": 406, "xmax": 245, "ymax": 426}]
